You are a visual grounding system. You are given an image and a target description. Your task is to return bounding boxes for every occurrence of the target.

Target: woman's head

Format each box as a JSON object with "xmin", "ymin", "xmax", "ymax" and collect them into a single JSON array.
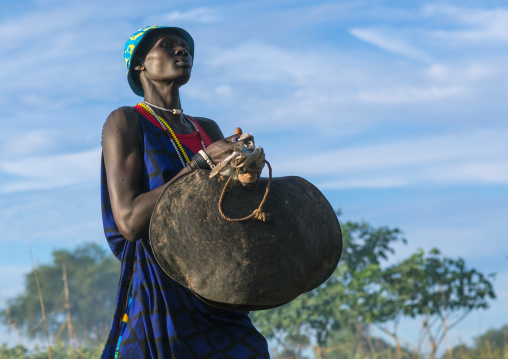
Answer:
[{"xmin": 124, "ymin": 26, "xmax": 194, "ymax": 97}]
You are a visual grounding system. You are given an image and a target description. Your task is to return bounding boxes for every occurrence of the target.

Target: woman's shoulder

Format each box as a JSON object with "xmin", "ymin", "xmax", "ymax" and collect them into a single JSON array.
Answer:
[
  {"xmin": 191, "ymin": 116, "xmax": 224, "ymax": 142},
  {"xmin": 105, "ymin": 106, "xmax": 139, "ymax": 125},
  {"xmin": 102, "ymin": 106, "xmax": 142, "ymax": 144}
]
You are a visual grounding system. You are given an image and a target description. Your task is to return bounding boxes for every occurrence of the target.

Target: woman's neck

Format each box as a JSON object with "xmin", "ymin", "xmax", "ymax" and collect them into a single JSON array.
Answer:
[
  {"xmin": 142, "ymin": 86, "xmax": 193, "ymax": 134},
  {"xmin": 143, "ymin": 83, "xmax": 181, "ymax": 109}
]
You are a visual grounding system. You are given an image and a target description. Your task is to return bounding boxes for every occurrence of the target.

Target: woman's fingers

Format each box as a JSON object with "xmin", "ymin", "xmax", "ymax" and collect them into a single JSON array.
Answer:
[
  {"xmin": 224, "ymin": 134, "xmax": 254, "ymax": 143},
  {"xmin": 224, "ymin": 134, "xmax": 239, "ymax": 141},
  {"xmin": 236, "ymin": 135, "xmax": 253, "ymax": 144},
  {"xmin": 205, "ymin": 132, "xmax": 255, "ymax": 164}
]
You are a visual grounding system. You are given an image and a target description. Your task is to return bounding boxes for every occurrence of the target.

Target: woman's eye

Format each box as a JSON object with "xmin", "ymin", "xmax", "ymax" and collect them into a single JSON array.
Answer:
[{"xmin": 162, "ymin": 41, "xmax": 189, "ymax": 51}]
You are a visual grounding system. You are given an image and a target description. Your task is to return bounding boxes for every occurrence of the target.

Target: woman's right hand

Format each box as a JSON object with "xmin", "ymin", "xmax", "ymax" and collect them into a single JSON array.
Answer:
[{"xmin": 203, "ymin": 134, "xmax": 254, "ymax": 166}]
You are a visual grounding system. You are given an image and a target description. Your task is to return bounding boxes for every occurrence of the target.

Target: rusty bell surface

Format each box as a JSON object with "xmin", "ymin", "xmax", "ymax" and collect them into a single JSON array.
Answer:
[{"xmin": 149, "ymin": 170, "xmax": 342, "ymax": 311}]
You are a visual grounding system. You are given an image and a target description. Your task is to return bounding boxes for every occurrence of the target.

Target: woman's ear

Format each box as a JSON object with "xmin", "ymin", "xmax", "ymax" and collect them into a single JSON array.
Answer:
[{"xmin": 132, "ymin": 56, "xmax": 145, "ymax": 71}]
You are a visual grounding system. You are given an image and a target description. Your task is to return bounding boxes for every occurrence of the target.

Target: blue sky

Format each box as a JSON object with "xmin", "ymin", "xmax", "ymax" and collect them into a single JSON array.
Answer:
[{"xmin": 1, "ymin": 0, "xmax": 507, "ymax": 354}]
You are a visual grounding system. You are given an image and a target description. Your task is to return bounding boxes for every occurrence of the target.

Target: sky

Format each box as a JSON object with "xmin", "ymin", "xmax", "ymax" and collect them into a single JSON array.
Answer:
[{"xmin": 0, "ymin": 0, "xmax": 507, "ymax": 354}]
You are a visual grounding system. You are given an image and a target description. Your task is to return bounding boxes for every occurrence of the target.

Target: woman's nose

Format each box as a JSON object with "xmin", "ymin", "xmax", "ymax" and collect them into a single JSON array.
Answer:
[{"xmin": 174, "ymin": 46, "xmax": 189, "ymax": 57}]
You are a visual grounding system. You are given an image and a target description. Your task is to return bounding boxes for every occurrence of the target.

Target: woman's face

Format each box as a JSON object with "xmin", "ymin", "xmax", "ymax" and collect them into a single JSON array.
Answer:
[{"xmin": 140, "ymin": 31, "xmax": 193, "ymax": 87}]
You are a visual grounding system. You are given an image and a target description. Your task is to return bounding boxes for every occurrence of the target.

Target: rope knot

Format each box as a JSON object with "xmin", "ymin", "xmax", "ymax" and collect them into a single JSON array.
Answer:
[
  {"xmin": 252, "ymin": 209, "xmax": 270, "ymax": 222},
  {"xmin": 218, "ymin": 161, "xmax": 272, "ymax": 222}
]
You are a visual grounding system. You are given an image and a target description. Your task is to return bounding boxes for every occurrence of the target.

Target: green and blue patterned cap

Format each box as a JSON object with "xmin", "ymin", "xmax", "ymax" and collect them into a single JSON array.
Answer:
[{"xmin": 124, "ymin": 25, "xmax": 195, "ymax": 97}]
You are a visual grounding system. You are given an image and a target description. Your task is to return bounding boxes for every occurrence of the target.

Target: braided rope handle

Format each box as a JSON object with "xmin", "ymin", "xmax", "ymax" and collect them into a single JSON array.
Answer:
[{"xmin": 218, "ymin": 161, "xmax": 272, "ymax": 222}]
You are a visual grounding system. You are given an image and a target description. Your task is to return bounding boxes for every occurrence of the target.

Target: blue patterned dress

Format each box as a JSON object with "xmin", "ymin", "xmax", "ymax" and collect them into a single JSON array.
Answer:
[{"xmin": 100, "ymin": 108, "xmax": 270, "ymax": 358}]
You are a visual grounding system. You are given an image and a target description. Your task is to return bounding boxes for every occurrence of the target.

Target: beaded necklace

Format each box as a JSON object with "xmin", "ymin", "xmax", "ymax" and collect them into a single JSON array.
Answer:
[
  {"xmin": 142, "ymin": 100, "xmax": 183, "ymax": 115},
  {"xmin": 138, "ymin": 102, "xmax": 207, "ymax": 167}
]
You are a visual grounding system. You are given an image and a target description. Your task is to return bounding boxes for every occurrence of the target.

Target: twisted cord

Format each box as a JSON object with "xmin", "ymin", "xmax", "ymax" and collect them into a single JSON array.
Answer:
[{"xmin": 218, "ymin": 161, "xmax": 272, "ymax": 222}]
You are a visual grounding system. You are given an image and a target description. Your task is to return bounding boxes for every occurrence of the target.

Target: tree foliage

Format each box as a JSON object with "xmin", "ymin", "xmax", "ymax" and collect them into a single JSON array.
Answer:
[
  {"xmin": 0, "ymin": 342, "xmax": 104, "ymax": 359},
  {"xmin": 252, "ymin": 219, "xmax": 407, "ymax": 357},
  {"xmin": 364, "ymin": 248, "xmax": 496, "ymax": 358},
  {"xmin": 252, "ymin": 216, "xmax": 496, "ymax": 359},
  {"xmin": 450, "ymin": 325, "xmax": 508, "ymax": 359},
  {"xmin": 1, "ymin": 243, "xmax": 119, "ymax": 344},
  {"xmin": 0, "ymin": 218, "xmax": 498, "ymax": 359}
]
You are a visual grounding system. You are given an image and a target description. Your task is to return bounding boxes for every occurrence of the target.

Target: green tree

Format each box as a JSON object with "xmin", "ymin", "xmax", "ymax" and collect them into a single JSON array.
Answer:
[
  {"xmin": 474, "ymin": 325, "xmax": 508, "ymax": 353},
  {"xmin": 0, "ymin": 342, "xmax": 104, "ymax": 359},
  {"xmin": 450, "ymin": 325, "xmax": 508, "ymax": 359},
  {"xmin": 253, "ymin": 215, "xmax": 496, "ymax": 359},
  {"xmin": 252, "ymin": 219, "xmax": 406, "ymax": 358},
  {"xmin": 1, "ymin": 243, "xmax": 119, "ymax": 345},
  {"xmin": 361, "ymin": 249, "xmax": 496, "ymax": 359}
]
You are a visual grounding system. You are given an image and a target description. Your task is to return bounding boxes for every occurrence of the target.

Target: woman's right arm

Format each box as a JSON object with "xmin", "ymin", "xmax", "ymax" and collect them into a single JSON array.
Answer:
[
  {"xmin": 102, "ymin": 109, "xmax": 252, "ymax": 242},
  {"xmin": 102, "ymin": 108, "xmax": 183, "ymax": 242}
]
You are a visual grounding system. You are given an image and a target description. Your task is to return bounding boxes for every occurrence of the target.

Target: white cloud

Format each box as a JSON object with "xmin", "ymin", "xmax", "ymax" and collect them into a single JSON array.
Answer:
[
  {"xmin": 271, "ymin": 129, "xmax": 508, "ymax": 188},
  {"xmin": 356, "ymin": 85, "xmax": 465, "ymax": 103},
  {"xmin": 0, "ymin": 130, "xmax": 56, "ymax": 158},
  {"xmin": 187, "ymin": 27, "xmax": 507, "ymax": 137},
  {"xmin": 436, "ymin": 160, "xmax": 508, "ymax": 184},
  {"xmin": 205, "ymin": 41, "xmax": 316, "ymax": 83},
  {"xmin": 349, "ymin": 27, "xmax": 433, "ymax": 62},
  {"xmin": 424, "ymin": 64, "xmax": 492, "ymax": 82},
  {"xmin": 0, "ymin": 5, "xmax": 93, "ymax": 52},
  {"xmin": 397, "ymin": 217, "xmax": 508, "ymax": 260},
  {"xmin": 423, "ymin": 5, "xmax": 508, "ymax": 43},
  {"xmin": 0, "ymin": 147, "xmax": 101, "ymax": 193},
  {"xmin": 318, "ymin": 177, "xmax": 409, "ymax": 189},
  {"xmin": 164, "ymin": 8, "xmax": 219, "ymax": 23}
]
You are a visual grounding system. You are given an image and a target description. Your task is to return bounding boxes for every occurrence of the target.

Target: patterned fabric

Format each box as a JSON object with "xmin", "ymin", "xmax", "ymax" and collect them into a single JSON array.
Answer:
[
  {"xmin": 124, "ymin": 25, "xmax": 194, "ymax": 97},
  {"xmin": 100, "ymin": 108, "xmax": 270, "ymax": 359},
  {"xmin": 133, "ymin": 104, "xmax": 214, "ymax": 154},
  {"xmin": 115, "ymin": 275, "xmax": 133, "ymax": 359}
]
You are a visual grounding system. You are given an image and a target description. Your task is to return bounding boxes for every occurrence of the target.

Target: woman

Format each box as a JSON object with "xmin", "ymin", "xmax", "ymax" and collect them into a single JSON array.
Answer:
[{"xmin": 101, "ymin": 25, "xmax": 269, "ymax": 359}]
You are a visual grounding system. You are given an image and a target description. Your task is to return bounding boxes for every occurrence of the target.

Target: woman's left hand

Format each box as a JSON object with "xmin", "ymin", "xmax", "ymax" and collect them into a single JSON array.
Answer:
[{"xmin": 203, "ymin": 134, "xmax": 254, "ymax": 165}]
